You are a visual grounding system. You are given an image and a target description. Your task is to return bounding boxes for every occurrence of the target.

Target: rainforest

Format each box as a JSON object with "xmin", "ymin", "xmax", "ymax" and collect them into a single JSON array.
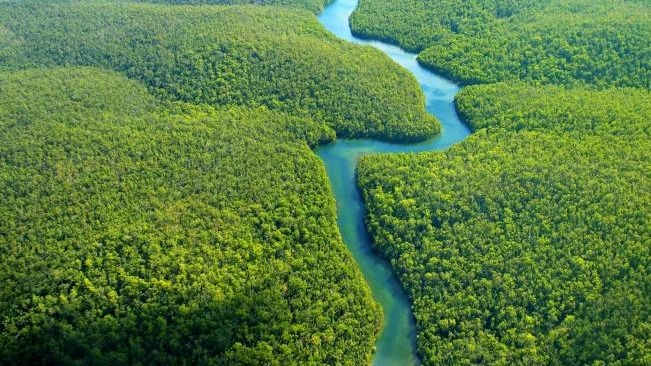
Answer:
[{"xmin": 0, "ymin": 0, "xmax": 649, "ymax": 365}]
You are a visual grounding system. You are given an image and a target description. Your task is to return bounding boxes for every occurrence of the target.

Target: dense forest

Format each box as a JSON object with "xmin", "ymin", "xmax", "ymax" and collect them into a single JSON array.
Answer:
[
  {"xmin": 358, "ymin": 84, "xmax": 651, "ymax": 364},
  {"xmin": 131, "ymin": 0, "xmax": 332, "ymax": 13},
  {"xmin": 0, "ymin": 1, "xmax": 437, "ymax": 142},
  {"xmin": 0, "ymin": 1, "xmax": 442, "ymax": 364},
  {"xmin": 351, "ymin": 0, "xmax": 651, "ymax": 87},
  {"xmin": 0, "ymin": 0, "xmax": 331, "ymax": 12},
  {"xmin": 456, "ymin": 83, "xmax": 651, "ymax": 136},
  {"xmin": 0, "ymin": 67, "xmax": 383, "ymax": 364},
  {"xmin": 2, "ymin": 0, "xmax": 649, "ymax": 364},
  {"xmin": 121, "ymin": 0, "xmax": 331, "ymax": 13},
  {"xmin": 354, "ymin": 1, "xmax": 650, "ymax": 364}
]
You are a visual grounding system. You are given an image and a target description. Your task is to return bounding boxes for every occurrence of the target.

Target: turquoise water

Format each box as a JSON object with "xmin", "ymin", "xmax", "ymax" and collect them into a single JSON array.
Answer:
[{"xmin": 315, "ymin": 0, "xmax": 471, "ymax": 364}]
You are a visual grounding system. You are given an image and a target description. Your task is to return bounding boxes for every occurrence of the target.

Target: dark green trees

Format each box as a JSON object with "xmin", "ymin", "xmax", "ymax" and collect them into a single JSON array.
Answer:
[
  {"xmin": 0, "ymin": 5, "xmax": 440, "ymax": 359},
  {"xmin": 135, "ymin": 0, "xmax": 332, "ymax": 13}
]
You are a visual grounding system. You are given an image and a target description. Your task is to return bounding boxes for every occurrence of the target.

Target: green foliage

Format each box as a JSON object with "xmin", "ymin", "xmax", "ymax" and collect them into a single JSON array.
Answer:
[
  {"xmin": 25, "ymin": 0, "xmax": 330, "ymax": 13},
  {"xmin": 0, "ymin": 67, "xmax": 381, "ymax": 364},
  {"xmin": 358, "ymin": 84, "xmax": 651, "ymax": 364},
  {"xmin": 456, "ymin": 83, "xmax": 651, "ymax": 136},
  {"xmin": 0, "ymin": 1, "xmax": 438, "ymax": 142},
  {"xmin": 12, "ymin": 0, "xmax": 331, "ymax": 13},
  {"xmin": 131, "ymin": 0, "xmax": 332, "ymax": 13},
  {"xmin": 351, "ymin": 0, "xmax": 651, "ymax": 87},
  {"xmin": 354, "ymin": 1, "xmax": 651, "ymax": 362}
]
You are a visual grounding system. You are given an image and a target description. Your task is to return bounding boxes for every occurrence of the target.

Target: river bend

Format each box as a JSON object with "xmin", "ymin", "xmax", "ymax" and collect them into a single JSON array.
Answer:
[{"xmin": 315, "ymin": 0, "xmax": 471, "ymax": 364}]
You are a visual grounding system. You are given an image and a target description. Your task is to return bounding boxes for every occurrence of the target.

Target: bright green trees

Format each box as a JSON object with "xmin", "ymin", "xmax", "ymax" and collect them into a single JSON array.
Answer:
[
  {"xmin": 351, "ymin": 1, "xmax": 650, "ymax": 363},
  {"xmin": 351, "ymin": 0, "xmax": 651, "ymax": 87},
  {"xmin": 358, "ymin": 85, "xmax": 651, "ymax": 364},
  {"xmin": 135, "ymin": 0, "xmax": 332, "ymax": 13},
  {"xmin": 0, "ymin": 1, "xmax": 446, "ymax": 362},
  {"xmin": 0, "ymin": 2, "xmax": 437, "ymax": 142},
  {"xmin": 0, "ymin": 67, "xmax": 381, "ymax": 364}
]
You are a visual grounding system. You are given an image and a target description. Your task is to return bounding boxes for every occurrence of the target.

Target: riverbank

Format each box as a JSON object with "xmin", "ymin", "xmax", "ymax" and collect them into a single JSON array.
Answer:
[{"xmin": 315, "ymin": 0, "xmax": 471, "ymax": 364}]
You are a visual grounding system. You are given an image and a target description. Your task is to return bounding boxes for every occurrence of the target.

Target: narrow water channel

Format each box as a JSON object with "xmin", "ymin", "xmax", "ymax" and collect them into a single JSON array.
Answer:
[{"xmin": 315, "ymin": 0, "xmax": 472, "ymax": 364}]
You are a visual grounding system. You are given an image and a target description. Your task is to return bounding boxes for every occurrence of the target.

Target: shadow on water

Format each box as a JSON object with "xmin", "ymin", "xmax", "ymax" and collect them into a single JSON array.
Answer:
[{"xmin": 315, "ymin": 0, "xmax": 471, "ymax": 364}]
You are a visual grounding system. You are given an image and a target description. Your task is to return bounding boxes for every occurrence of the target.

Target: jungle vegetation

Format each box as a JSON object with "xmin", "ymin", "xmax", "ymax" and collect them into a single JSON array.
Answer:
[
  {"xmin": 353, "ymin": 1, "xmax": 650, "ymax": 363},
  {"xmin": 131, "ymin": 0, "xmax": 332, "ymax": 13},
  {"xmin": 0, "ymin": 0, "xmax": 331, "ymax": 12},
  {"xmin": 2, "ymin": 0, "xmax": 649, "ymax": 364},
  {"xmin": 358, "ymin": 84, "xmax": 651, "ymax": 364},
  {"xmin": 350, "ymin": 0, "xmax": 651, "ymax": 87},
  {"xmin": 0, "ymin": 0, "xmax": 440, "ymax": 364},
  {"xmin": 0, "ymin": 66, "xmax": 383, "ymax": 365},
  {"xmin": 456, "ymin": 83, "xmax": 651, "ymax": 136},
  {"xmin": 0, "ymin": 1, "xmax": 438, "ymax": 142}
]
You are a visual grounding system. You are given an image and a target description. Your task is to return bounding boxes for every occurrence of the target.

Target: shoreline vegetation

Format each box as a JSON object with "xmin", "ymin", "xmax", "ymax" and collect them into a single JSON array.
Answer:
[
  {"xmin": 0, "ymin": 65, "xmax": 384, "ymax": 364},
  {"xmin": 353, "ymin": 0, "xmax": 650, "ymax": 364},
  {"xmin": 359, "ymin": 87, "xmax": 650, "ymax": 363},
  {"xmin": 0, "ymin": 2, "xmax": 438, "ymax": 142},
  {"xmin": 0, "ymin": 1, "xmax": 438, "ymax": 364}
]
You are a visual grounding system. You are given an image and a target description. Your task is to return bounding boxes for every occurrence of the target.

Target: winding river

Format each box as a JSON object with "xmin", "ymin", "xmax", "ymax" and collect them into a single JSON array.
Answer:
[{"xmin": 315, "ymin": 0, "xmax": 471, "ymax": 364}]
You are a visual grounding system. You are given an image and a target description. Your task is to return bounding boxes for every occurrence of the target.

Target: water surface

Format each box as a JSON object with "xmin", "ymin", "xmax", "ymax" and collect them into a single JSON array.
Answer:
[{"xmin": 316, "ymin": 0, "xmax": 471, "ymax": 364}]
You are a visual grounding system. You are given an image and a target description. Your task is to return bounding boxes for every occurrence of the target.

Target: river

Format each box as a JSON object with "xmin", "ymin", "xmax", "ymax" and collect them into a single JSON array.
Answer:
[{"xmin": 314, "ymin": 0, "xmax": 472, "ymax": 364}]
